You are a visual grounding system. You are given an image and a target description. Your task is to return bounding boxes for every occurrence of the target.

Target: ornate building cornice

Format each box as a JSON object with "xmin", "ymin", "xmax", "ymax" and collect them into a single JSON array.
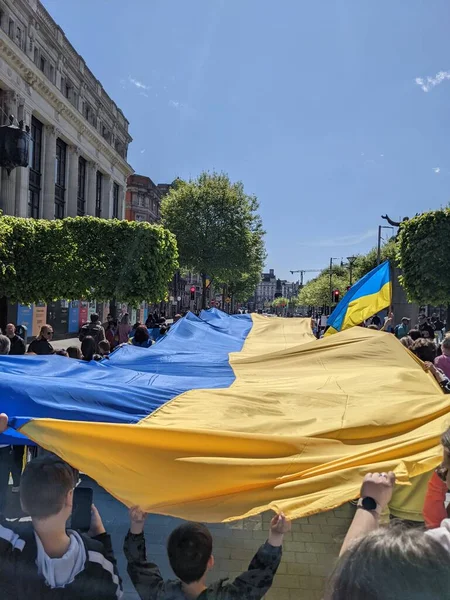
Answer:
[{"xmin": 0, "ymin": 34, "xmax": 133, "ymax": 178}]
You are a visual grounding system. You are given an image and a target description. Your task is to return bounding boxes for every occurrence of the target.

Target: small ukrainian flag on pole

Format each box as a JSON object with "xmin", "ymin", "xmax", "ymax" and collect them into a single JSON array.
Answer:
[{"xmin": 325, "ymin": 261, "xmax": 392, "ymax": 336}]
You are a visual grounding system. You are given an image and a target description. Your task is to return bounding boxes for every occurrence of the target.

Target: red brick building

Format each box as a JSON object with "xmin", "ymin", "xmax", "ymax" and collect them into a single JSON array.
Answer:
[{"xmin": 125, "ymin": 174, "xmax": 170, "ymax": 223}]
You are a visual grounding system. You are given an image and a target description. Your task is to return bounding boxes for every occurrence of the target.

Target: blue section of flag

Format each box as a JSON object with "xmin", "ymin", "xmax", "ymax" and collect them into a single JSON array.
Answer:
[
  {"xmin": 327, "ymin": 261, "xmax": 391, "ymax": 333},
  {"xmin": 0, "ymin": 309, "xmax": 253, "ymax": 445}
]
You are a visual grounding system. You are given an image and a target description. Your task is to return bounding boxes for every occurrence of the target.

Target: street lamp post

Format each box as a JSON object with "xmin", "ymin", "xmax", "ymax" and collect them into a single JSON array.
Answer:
[
  {"xmin": 377, "ymin": 226, "xmax": 395, "ymax": 265},
  {"xmin": 347, "ymin": 256, "xmax": 356, "ymax": 287},
  {"xmin": 329, "ymin": 257, "xmax": 341, "ymax": 307}
]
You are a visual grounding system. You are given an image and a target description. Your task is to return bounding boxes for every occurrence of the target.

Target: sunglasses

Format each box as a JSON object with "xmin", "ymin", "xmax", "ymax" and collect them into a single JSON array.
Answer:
[{"xmin": 47, "ymin": 331, "xmax": 54, "ymax": 336}]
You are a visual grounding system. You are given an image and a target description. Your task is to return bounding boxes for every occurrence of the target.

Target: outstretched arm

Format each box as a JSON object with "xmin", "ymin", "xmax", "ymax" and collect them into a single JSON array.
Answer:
[
  {"xmin": 340, "ymin": 472, "xmax": 395, "ymax": 556},
  {"xmin": 0, "ymin": 414, "xmax": 8, "ymax": 434}
]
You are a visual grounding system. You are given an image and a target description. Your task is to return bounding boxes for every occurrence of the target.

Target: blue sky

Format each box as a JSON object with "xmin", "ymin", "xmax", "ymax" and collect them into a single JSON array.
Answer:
[{"xmin": 43, "ymin": 0, "xmax": 450, "ymax": 282}]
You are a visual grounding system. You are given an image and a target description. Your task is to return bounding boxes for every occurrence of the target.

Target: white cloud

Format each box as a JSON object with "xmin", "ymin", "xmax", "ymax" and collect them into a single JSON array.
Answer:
[
  {"xmin": 169, "ymin": 100, "xmax": 180, "ymax": 109},
  {"xmin": 129, "ymin": 77, "xmax": 150, "ymax": 91},
  {"xmin": 298, "ymin": 229, "xmax": 377, "ymax": 248},
  {"xmin": 415, "ymin": 71, "xmax": 450, "ymax": 92},
  {"xmin": 433, "ymin": 167, "xmax": 440, "ymax": 173},
  {"xmin": 140, "ymin": 149, "xmax": 146, "ymax": 154}
]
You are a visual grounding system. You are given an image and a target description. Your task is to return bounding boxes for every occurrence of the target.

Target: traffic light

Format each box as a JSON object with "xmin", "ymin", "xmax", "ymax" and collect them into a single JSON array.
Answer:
[
  {"xmin": 190, "ymin": 286, "xmax": 195, "ymax": 301},
  {"xmin": 332, "ymin": 289, "xmax": 340, "ymax": 303}
]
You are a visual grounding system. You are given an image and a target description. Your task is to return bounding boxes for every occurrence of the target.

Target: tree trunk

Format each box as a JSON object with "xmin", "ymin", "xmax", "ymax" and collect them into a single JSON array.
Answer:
[
  {"xmin": 0, "ymin": 296, "xmax": 8, "ymax": 333},
  {"xmin": 109, "ymin": 298, "xmax": 117, "ymax": 320},
  {"xmin": 201, "ymin": 274, "xmax": 207, "ymax": 310}
]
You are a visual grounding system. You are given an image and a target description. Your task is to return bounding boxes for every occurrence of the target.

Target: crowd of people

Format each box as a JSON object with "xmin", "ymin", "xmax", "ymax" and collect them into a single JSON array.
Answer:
[
  {"xmin": 2, "ymin": 311, "xmax": 450, "ymax": 598},
  {"xmin": 0, "ymin": 311, "xmax": 183, "ymax": 363},
  {"xmin": 2, "ymin": 405, "xmax": 450, "ymax": 599}
]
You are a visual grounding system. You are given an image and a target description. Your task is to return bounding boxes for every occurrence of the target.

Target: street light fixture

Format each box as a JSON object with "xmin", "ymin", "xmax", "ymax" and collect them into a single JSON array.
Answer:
[{"xmin": 346, "ymin": 256, "xmax": 357, "ymax": 286}]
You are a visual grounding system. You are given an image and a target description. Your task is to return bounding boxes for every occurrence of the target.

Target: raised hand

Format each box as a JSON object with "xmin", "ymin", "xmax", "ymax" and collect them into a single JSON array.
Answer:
[
  {"xmin": 129, "ymin": 506, "xmax": 148, "ymax": 535},
  {"xmin": 268, "ymin": 512, "xmax": 291, "ymax": 546}
]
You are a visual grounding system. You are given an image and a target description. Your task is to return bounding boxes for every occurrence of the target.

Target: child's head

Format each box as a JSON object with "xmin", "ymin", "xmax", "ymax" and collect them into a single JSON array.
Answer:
[
  {"xmin": 20, "ymin": 455, "xmax": 76, "ymax": 522},
  {"xmin": 98, "ymin": 340, "xmax": 111, "ymax": 355},
  {"xmin": 411, "ymin": 338, "xmax": 437, "ymax": 362},
  {"xmin": 167, "ymin": 522, "xmax": 214, "ymax": 584},
  {"xmin": 442, "ymin": 336, "xmax": 450, "ymax": 357}
]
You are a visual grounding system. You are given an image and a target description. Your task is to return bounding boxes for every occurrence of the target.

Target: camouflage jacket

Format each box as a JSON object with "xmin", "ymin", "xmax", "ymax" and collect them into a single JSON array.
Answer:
[{"xmin": 124, "ymin": 531, "xmax": 281, "ymax": 600}]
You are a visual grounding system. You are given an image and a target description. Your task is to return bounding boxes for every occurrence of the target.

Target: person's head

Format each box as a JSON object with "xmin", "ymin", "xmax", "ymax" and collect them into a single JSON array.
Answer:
[
  {"xmin": 441, "ymin": 336, "xmax": 450, "ymax": 357},
  {"xmin": 174, "ymin": 314, "xmax": 182, "ymax": 323},
  {"xmin": 132, "ymin": 322, "xmax": 141, "ymax": 331},
  {"xmin": 367, "ymin": 324, "xmax": 379, "ymax": 330},
  {"xmin": 98, "ymin": 340, "xmax": 111, "ymax": 356},
  {"xmin": 20, "ymin": 455, "xmax": 77, "ymax": 523},
  {"xmin": 400, "ymin": 336, "xmax": 413, "ymax": 350},
  {"xmin": 55, "ymin": 349, "xmax": 68, "ymax": 357},
  {"xmin": 90, "ymin": 313, "xmax": 99, "ymax": 324},
  {"xmin": 325, "ymin": 524, "xmax": 450, "ymax": 600},
  {"xmin": 67, "ymin": 346, "xmax": 82, "ymax": 360},
  {"xmin": 81, "ymin": 336, "xmax": 96, "ymax": 361},
  {"xmin": 121, "ymin": 313, "xmax": 130, "ymax": 325},
  {"xmin": 411, "ymin": 338, "xmax": 437, "ymax": 363},
  {"xmin": 409, "ymin": 328, "xmax": 421, "ymax": 341},
  {"xmin": 39, "ymin": 324, "xmax": 53, "ymax": 341},
  {"xmin": 0, "ymin": 334, "xmax": 11, "ymax": 355},
  {"xmin": 5, "ymin": 323, "xmax": 16, "ymax": 338},
  {"xmin": 401, "ymin": 317, "xmax": 410, "ymax": 326},
  {"xmin": 159, "ymin": 326, "xmax": 168, "ymax": 336},
  {"xmin": 158, "ymin": 317, "xmax": 166, "ymax": 325},
  {"xmin": 134, "ymin": 325, "xmax": 150, "ymax": 344},
  {"xmin": 167, "ymin": 522, "xmax": 214, "ymax": 584},
  {"xmin": 106, "ymin": 313, "xmax": 113, "ymax": 323}
]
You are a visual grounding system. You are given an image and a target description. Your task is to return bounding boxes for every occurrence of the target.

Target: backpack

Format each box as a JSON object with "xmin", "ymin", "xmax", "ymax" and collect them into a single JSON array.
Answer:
[{"xmin": 79, "ymin": 323, "xmax": 102, "ymax": 345}]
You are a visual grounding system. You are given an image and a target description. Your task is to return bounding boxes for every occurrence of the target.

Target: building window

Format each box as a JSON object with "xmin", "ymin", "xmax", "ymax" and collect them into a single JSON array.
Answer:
[
  {"xmin": 16, "ymin": 26, "xmax": 22, "ymax": 49},
  {"xmin": 55, "ymin": 138, "xmax": 67, "ymax": 219},
  {"xmin": 40, "ymin": 55, "xmax": 46, "ymax": 75},
  {"xmin": 113, "ymin": 182, "xmax": 119, "ymax": 219},
  {"xmin": 8, "ymin": 18, "xmax": 13, "ymax": 38},
  {"xmin": 34, "ymin": 47, "xmax": 39, "ymax": 65},
  {"xmin": 77, "ymin": 157, "xmax": 86, "ymax": 216},
  {"xmin": 95, "ymin": 171, "xmax": 102, "ymax": 218},
  {"xmin": 28, "ymin": 116, "xmax": 43, "ymax": 219}
]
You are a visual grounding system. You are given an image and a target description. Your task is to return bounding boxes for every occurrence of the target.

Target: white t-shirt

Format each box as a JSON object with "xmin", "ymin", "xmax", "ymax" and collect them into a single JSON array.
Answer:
[{"xmin": 426, "ymin": 518, "xmax": 450, "ymax": 551}]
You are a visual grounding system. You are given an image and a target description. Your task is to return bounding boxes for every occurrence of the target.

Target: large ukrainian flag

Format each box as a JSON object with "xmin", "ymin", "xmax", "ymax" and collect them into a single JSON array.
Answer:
[
  {"xmin": 325, "ymin": 260, "xmax": 392, "ymax": 336},
  {"xmin": 0, "ymin": 308, "xmax": 447, "ymax": 522}
]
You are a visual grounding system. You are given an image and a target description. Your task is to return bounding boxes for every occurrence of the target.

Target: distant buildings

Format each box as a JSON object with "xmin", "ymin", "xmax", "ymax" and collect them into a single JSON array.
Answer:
[
  {"xmin": 125, "ymin": 174, "xmax": 171, "ymax": 223},
  {"xmin": 253, "ymin": 269, "xmax": 299, "ymax": 310}
]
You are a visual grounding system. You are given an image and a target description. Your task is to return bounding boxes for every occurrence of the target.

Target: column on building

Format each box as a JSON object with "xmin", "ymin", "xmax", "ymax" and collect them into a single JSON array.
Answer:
[
  {"xmin": 102, "ymin": 174, "xmax": 112, "ymax": 218},
  {"xmin": 42, "ymin": 125, "xmax": 57, "ymax": 220},
  {"xmin": 0, "ymin": 91, "xmax": 18, "ymax": 216},
  {"xmin": 119, "ymin": 184, "xmax": 126, "ymax": 220},
  {"xmin": 15, "ymin": 100, "xmax": 32, "ymax": 217},
  {"xmin": 86, "ymin": 161, "xmax": 97, "ymax": 216},
  {"xmin": 67, "ymin": 146, "xmax": 79, "ymax": 217}
]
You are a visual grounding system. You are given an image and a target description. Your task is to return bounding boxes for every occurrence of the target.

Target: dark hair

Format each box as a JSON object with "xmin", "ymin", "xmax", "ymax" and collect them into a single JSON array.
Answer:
[
  {"xmin": 411, "ymin": 338, "xmax": 437, "ymax": 362},
  {"xmin": 21, "ymin": 455, "xmax": 76, "ymax": 519},
  {"xmin": 55, "ymin": 349, "xmax": 68, "ymax": 357},
  {"xmin": 67, "ymin": 346, "xmax": 82, "ymax": 359},
  {"xmin": 81, "ymin": 335, "xmax": 96, "ymax": 361},
  {"xmin": 325, "ymin": 524, "xmax": 450, "ymax": 600},
  {"xmin": 134, "ymin": 325, "xmax": 150, "ymax": 344},
  {"xmin": 90, "ymin": 313, "xmax": 99, "ymax": 323},
  {"xmin": 167, "ymin": 522, "xmax": 213, "ymax": 583},
  {"xmin": 441, "ymin": 427, "xmax": 450, "ymax": 451},
  {"xmin": 98, "ymin": 340, "xmax": 111, "ymax": 355},
  {"xmin": 159, "ymin": 326, "xmax": 168, "ymax": 336},
  {"xmin": 409, "ymin": 329, "xmax": 421, "ymax": 341},
  {"xmin": 400, "ymin": 336, "xmax": 413, "ymax": 349}
]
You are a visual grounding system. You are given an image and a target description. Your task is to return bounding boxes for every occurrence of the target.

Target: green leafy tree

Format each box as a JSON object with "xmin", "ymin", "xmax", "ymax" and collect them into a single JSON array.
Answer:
[
  {"xmin": 397, "ymin": 210, "xmax": 450, "ymax": 315},
  {"xmin": 0, "ymin": 216, "xmax": 178, "ymax": 305},
  {"xmin": 161, "ymin": 172, "xmax": 265, "ymax": 308},
  {"xmin": 298, "ymin": 266, "xmax": 350, "ymax": 307}
]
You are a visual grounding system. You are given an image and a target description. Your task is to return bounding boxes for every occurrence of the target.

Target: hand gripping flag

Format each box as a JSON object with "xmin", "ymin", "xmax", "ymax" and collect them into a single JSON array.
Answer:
[{"xmin": 325, "ymin": 261, "xmax": 392, "ymax": 336}]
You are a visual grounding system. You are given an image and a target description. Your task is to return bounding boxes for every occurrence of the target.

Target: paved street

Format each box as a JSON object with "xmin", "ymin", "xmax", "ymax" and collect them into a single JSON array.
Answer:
[{"xmin": 51, "ymin": 337, "xmax": 80, "ymax": 350}]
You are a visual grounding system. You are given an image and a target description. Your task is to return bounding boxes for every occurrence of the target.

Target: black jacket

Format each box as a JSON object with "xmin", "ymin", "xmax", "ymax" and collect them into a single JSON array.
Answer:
[
  {"xmin": 9, "ymin": 335, "xmax": 25, "ymax": 355},
  {"xmin": 0, "ymin": 519, "xmax": 122, "ymax": 599},
  {"xmin": 79, "ymin": 323, "xmax": 106, "ymax": 347},
  {"xmin": 124, "ymin": 531, "xmax": 281, "ymax": 600},
  {"xmin": 27, "ymin": 338, "xmax": 54, "ymax": 355}
]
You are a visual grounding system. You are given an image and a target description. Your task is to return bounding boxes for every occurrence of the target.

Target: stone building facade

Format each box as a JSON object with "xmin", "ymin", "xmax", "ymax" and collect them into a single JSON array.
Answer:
[
  {"xmin": 0, "ymin": 0, "xmax": 133, "ymax": 221},
  {"xmin": 125, "ymin": 174, "xmax": 167, "ymax": 224}
]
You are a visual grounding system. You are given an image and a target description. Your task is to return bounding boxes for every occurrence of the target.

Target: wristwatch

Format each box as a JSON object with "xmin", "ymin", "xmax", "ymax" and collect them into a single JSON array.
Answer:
[{"xmin": 357, "ymin": 496, "xmax": 382, "ymax": 516}]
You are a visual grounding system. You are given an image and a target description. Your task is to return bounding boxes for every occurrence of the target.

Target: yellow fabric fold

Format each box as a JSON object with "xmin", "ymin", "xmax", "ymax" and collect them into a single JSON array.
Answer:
[{"xmin": 21, "ymin": 316, "xmax": 450, "ymax": 522}]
